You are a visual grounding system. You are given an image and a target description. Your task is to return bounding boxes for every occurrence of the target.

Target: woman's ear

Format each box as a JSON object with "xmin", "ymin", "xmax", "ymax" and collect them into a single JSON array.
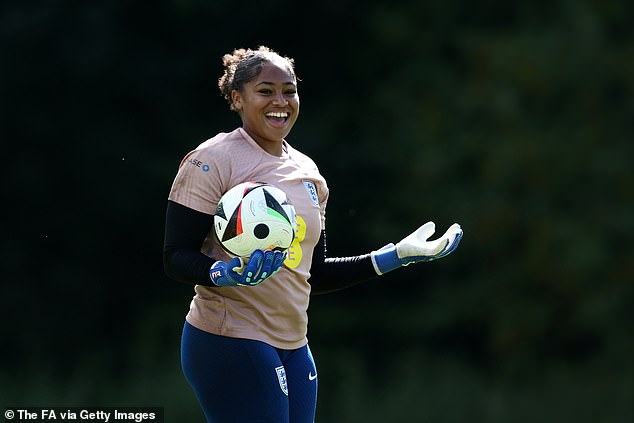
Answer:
[{"xmin": 231, "ymin": 90, "xmax": 242, "ymax": 112}]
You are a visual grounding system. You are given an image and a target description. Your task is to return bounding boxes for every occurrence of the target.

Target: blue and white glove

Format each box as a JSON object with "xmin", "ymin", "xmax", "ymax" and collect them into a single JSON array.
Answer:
[
  {"xmin": 209, "ymin": 249, "xmax": 286, "ymax": 287},
  {"xmin": 370, "ymin": 222, "xmax": 463, "ymax": 275}
]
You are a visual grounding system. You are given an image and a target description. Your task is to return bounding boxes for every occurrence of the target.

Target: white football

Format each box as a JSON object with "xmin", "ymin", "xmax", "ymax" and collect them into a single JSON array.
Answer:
[{"xmin": 214, "ymin": 182, "xmax": 297, "ymax": 257}]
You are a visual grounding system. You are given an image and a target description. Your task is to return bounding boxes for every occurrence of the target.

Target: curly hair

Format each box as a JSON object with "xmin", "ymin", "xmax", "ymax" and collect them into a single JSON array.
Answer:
[{"xmin": 218, "ymin": 46, "xmax": 297, "ymax": 112}]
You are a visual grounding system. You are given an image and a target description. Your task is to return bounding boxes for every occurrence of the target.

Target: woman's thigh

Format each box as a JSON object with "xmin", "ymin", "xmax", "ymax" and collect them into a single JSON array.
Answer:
[{"xmin": 180, "ymin": 322, "xmax": 289, "ymax": 423}]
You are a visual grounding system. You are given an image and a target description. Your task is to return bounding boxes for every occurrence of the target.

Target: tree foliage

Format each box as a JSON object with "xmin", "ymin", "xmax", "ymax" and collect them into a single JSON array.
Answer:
[{"xmin": 1, "ymin": 1, "xmax": 632, "ymax": 421}]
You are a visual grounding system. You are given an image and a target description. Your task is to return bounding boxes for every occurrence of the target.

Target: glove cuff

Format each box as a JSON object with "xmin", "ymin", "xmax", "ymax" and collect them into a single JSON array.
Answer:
[
  {"xmin": 209, "ymin": 258, "xmax": 243, "ymax": 287},
  {"xmin": 209, "ymin": 262, "xmax": 226, "ymax": 286},
  {"xmin": 370, "ymin": 243, "xmax": 401, "ymax": 275}
]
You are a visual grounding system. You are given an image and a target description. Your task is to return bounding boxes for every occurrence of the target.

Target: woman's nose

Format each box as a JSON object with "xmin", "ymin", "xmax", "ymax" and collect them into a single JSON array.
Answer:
[{"xmin": 272, "ymin": 92, "xmax": 288, "ymax": 105}]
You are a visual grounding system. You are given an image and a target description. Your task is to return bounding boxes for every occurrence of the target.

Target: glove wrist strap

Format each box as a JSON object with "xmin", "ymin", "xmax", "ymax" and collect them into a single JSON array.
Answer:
[
  {"xmin": 370, "ymin": 244, "xmax": 401, "ymax": 275},
  {"xmin": 209, "ymin": 262, "xmax": 225, "ymax": 286}
]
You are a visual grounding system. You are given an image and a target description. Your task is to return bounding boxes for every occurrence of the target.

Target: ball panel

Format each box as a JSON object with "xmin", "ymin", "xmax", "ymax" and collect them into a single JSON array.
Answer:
[
  {"xmin": 263, "ymin": 188, "xmax": 292, "ymax": 224},
  {"xmin": 221, "ymin": 201, "xmax": 243, "ymax": 242}
]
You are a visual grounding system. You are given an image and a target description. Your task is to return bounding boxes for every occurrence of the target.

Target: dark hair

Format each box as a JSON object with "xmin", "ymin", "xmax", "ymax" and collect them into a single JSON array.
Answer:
[{"xmin": 218, "ymin": 46, "xmax": 297, "ymax": 111}]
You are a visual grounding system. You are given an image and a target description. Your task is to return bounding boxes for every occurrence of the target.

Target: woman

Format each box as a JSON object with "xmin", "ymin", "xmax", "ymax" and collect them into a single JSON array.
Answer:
[{"xmin": 163, "ymin": 46, "xmax": 463, "ymax": 423}]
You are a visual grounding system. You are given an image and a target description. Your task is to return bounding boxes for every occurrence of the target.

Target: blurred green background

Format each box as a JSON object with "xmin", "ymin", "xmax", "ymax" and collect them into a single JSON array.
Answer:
[{"xmin": 1, "ymin": 0, "xmax": 632, "ymax": 421}]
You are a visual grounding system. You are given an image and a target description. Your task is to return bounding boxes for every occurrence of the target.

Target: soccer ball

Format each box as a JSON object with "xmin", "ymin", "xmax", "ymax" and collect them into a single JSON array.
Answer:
[{"xmin": 214, "ymin": 182, "xmax": 297, "ymax": 257}]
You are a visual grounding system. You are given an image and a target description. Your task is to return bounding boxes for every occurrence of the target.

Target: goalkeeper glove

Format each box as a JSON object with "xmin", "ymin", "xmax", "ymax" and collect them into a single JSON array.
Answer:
[
  {"xmin": 209, "ymin": 249, "xmax": 286, "ymax": 287},
  {"xmin": 370, "ymin": 222, "xmax": 463, "ymax": 275}
]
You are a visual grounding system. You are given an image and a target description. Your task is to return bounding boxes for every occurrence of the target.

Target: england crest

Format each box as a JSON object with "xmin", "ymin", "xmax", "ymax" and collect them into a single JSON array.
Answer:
[
  {"xmin": 303, "ymin": 180, "xmax": 319, "ymax": 206},
  {"xmin": 275, "ymin": 365, "xmax": 288, "ymax": 396}
]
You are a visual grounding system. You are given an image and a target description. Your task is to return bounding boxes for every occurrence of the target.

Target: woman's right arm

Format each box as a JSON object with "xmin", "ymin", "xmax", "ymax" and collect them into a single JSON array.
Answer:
[{"xmin": 163, "ymin": 200, "xmax": 216, "ymax": 285}]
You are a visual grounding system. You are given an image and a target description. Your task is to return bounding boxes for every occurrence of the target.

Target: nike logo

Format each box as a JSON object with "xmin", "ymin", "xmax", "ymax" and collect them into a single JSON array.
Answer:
[{"xmin": 308, "ymin": 372, "xmax": 317, "ymax": 381}]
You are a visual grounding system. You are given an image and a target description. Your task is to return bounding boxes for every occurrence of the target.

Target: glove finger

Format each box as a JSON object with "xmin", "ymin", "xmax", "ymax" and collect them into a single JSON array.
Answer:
[
  {"xmin": 242, "ymin": 250, "xmax": 264, "ymax": 285},
  {"xmin": 441, "ymin": 223, "xmax": 462, "ymax": 238},
  {"xmin": 435, "ymin": 224, "xmax": 463, "ymax": 257},
  {"xmin": 271, "ymin": 250, "xmax": 286, "ymax": 273},
  {"xmin": 402, "ymin": 221, "xmax": 436, "ymax": 246},
  {"xmin": 264, "ymin": 250, "xmax": 286, "ymax": 277},
  {"xmin": 225, "ymin": 257, "xmax": 246, "ymax": 280},
  {"xmin": 255, "ymin": 250, "xmax": 276, "ymax": 281},
  {"xmin": 416, "ymin": 221, "xmax": 436, "ymax": 241},
  {"xmin": 230, "ymin": 257, "xmax": 246, "ymax": 273},
  {"xmin": 441, "ymin": 227, "xmax": 463, "ymax": 257}
]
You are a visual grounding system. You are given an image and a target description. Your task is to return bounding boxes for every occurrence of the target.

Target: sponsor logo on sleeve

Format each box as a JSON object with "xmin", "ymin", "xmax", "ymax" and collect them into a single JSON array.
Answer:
[{"xmin": 187, "ymin": 157, "xmax": 210, "ymax": 172}]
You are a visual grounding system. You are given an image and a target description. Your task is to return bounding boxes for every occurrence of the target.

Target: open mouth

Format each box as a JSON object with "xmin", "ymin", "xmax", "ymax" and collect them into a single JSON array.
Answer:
[{"xmin": 265, "ymin": 111, "xmax": 290, "ymax": 127}]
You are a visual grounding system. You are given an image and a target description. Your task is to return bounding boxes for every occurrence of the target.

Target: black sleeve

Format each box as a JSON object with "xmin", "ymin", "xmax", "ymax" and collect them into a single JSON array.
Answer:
[
  {"xmin": 163, "ymin": 200, "xmax": 217, "ymax": 286},
  {"xmin": 308, "ymin": 230, "xmax": 379, "ymax": 295}
]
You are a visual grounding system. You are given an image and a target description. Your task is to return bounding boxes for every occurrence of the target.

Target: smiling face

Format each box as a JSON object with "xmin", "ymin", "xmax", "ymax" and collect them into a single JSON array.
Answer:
[{"xmin": 231, "ymin": 60, "xmax": 299, "ymax": 156}]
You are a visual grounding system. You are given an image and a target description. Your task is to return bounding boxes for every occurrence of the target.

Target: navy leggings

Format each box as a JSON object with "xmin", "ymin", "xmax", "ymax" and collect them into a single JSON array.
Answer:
[{"xmin": 181, "ymin": 321, "xmax": 318, "ymax": 423}]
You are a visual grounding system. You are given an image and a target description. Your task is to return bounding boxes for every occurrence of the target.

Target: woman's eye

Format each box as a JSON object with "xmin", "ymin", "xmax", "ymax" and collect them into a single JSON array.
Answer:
[{"xmin": 258, "ymin": 89, "xmax": 272, "ymax": 95}]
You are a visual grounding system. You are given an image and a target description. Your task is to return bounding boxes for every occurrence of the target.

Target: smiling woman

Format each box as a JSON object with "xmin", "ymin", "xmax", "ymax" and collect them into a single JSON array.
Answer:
[
  {"xmin": 229, "ymin": 59, "xmax": 299, "ymax": 156},
  {"xmin": 218, "ymin": 47, "xmax": 299, "ymax": 156},
  {"xmin": 163, "ymin": 45, "xmax": 463, "ymax": 423}
]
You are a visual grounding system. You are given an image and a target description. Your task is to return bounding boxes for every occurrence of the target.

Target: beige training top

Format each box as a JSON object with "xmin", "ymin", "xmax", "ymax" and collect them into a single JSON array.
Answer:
[{"xmin": 168, "ymin": 128, "xmax": 328, "ymax": 349}]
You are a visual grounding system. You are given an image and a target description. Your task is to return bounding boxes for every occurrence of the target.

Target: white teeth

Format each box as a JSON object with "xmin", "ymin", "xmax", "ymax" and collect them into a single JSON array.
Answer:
[{"xmin": 266, "ymin": 112, "xmax": 288, "ymax": 118}]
